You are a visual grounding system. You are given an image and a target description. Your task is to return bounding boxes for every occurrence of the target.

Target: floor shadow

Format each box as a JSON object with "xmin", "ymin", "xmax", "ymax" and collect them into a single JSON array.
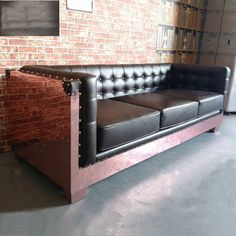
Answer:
[
  {"xmin": 0, "ymin": 139, "xmax": 191, "ymax": 213},
  {"xmin": 0, "ymin": 132, "xmax": 221, "ymax": 213},
  {"xmin": 0, "ymin": 153, "xmax": 67, "ymax": 213}
]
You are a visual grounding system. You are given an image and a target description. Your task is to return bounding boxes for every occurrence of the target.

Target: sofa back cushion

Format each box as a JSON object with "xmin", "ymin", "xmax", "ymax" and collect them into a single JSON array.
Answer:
[{"xmin": 49, "ymin": 64, "xmax": 171, "ymax": 100}]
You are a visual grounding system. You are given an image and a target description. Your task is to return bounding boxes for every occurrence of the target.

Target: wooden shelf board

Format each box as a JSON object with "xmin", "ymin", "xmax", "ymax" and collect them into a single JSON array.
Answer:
[
  {"xmin": 158, "ymin": 23, "xmax": 201, "ymax": 32},
  {"xmin": 173, "ymin": 0, "xmax": 204, "ymax": 10},
  {"xmin": 156, "ymin": 49, "xmax": 198, "ymax": 53}
]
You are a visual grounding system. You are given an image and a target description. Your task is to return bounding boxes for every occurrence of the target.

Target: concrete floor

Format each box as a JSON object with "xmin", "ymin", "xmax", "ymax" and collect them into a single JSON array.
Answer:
[{"xmin": 0, "ymin": 116, "xmax": 236, "ymax": 236}]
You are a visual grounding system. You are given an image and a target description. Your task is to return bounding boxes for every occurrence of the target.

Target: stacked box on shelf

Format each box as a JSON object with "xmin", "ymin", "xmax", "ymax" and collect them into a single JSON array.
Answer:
[
  {"xmin": 162, "ymin": 28, "xmax": 168, "ymax": 49},
  {"xmin": 192, "ymin": 8, "xmax": 199, "ymax": 28},
  {"xmin": 174, "ymin": 29, "xmax": 179, "ymax": 49},
  {"xmin": 157, "ymin": 26, "xmax": 177, "ymax": 50},
  {"xmin": 157, "ymin": 25, "xmax": 163, "ymax": 49},
  {"xmin": 186, "ymin": 31, "xmax": 193, "ymax": 50},
  {"xmin": 185, "ymin": 6, "xmax": 193, "ymax": 27},
  {"xmin": 179, "ymin": 5, "xmax": 192, "ymax": 27},
  {"xmin": 156, "ymin": 0, "xmax": 207, "ymax": 63},
  {"xmin": 179, "ymin": 5, "xmax": 186, "ymax": 26},
  {"xmin": 193, "ymin": 31, "xmax": 200, "ymax": 50},
  {"xmin": 159, "ymin": 0, "xmax": 165, "ymax": 23},
  {"xmin": 160, "ymin": 0, "xmax": 172, "ymax": 24},
  {"xmin": 178, "ymin": 29, "xmax": 184, "ymax": 49},
  {"xmin": 167, "ymin": 27, "xmax": 177, "ymax": 49},
  {"xmin": 170, "ymin": 2, "xmax": 180, "ymax": 25}
]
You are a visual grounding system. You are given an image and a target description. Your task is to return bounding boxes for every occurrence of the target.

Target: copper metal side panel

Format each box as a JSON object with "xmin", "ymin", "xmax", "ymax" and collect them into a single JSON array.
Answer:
[
  {"xmin": 7, "ymin": 71, "xmax": 79, "ymax": 192},
  {"xmin": 70, "ymin": 114, "xmax": 222, "ymax": 200}
]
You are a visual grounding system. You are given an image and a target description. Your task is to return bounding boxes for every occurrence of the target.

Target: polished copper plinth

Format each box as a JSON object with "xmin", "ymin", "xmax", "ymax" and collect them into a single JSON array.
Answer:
[{"xmin": 10, "ymin": 71, "xmax": 223, "ymax": 203}]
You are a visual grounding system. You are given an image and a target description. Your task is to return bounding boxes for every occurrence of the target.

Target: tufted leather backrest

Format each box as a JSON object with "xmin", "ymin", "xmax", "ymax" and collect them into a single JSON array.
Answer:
[
  {"xmin": 49, "ymin": 64, "xmax": 172, "ymax": 99},
  {"xmin": 169, "ymin": 64, "xmax": 231, "ymax": 95}
]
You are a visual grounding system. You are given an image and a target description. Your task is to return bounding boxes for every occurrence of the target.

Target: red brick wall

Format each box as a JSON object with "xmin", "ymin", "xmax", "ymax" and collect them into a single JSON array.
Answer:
[
  {"xmin": 0, "ymin": 71, "xmax": 73, "ymax": 153},
  {"xmin": 0, "ymin": 0, "xmax": 161, "ymax": 153},
  {"xmin": 0, "ymin": 0, "xmax": 160, "ymax": 76}
]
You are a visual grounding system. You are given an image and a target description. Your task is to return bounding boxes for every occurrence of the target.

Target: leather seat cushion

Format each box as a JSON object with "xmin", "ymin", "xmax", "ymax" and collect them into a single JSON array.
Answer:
[
  {"xmin": 158, "ymin": 89, "xmax": 224, "ymax": 116},
  {"xmin": 113, "ymin": 93, "xmax": 198, "ymax": 129},
  {"xmin": 97, "ymin": 100, "xmax": 160, "ymax": 152}
]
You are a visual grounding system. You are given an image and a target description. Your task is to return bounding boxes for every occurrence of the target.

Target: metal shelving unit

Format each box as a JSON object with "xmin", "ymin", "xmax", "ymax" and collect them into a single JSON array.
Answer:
[{"xmin": 156, "ymin": 0, "xmax": 207, "ymax": 63}]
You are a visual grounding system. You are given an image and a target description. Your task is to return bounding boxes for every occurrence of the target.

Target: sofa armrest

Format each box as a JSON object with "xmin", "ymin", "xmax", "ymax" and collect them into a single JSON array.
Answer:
[
  {"xmin": 169, "ymin": 64, "xmax": 231, "ymax": 95},
  {"xmin": 20, "ymin": 65, "xmax": 97, "ymax": 167}
]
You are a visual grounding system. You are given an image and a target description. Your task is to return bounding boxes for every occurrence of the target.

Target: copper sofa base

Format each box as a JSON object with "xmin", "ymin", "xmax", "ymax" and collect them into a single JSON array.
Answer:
[
  {"xmin": 16, "ymin": 114, "xmax": 222, "ymax": 203},
  {"xmin": 9, "ymin": 71, "xmax": 223, "ymax": 203}
]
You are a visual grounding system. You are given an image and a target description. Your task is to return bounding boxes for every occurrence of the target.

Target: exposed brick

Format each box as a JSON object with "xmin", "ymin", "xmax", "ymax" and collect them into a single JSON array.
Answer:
[
  {"xmin": 0, "ymin": 0, "xmax": 161, "ymax": 153},
  {"xmin": 0, "ymin": 0, "xmax": 161, "ymax": 74}
]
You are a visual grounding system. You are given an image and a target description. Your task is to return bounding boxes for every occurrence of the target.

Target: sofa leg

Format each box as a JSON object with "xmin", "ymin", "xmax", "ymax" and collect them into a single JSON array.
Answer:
[
  {"xmin": 14, "ymin": 153, "xmax": 23, "ymax": 162},
  {"xmin": 65, "ymin": 188, "xmax": 87, "ymax": 204},
  {"xmin": 208, "ymin": 126, "xmax": 220, "ymax": 133}
]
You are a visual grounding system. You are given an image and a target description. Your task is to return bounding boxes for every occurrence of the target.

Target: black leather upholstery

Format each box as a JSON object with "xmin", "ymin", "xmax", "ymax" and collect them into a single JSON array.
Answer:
[
  {"xmin": 158, "ymin": 89, "xmax": 224, "ymax": 116},
  {"xmin": 19, "ymin": 63, "xmax": 230, "ymax": 167},
  {"xmin": 48, "ymin": 64, "xmax": 172, "ymax": 99},
  {"xmin": 78, "ymin": 73, "xmax": 97, "ymax": 167},
  {"xmin": 96, "ymin": 111, "xmax": 220, "ymax": 161},
  {"xmin": 113, "ymin": 93, "xmax": 198, "ymax": 129},
  {"xmin": 169, "ymin": 64, "xmax": 230, "ymax": 95},
  {"xmin": 97, "ymin": 99, "xmax": 160, "ymax": 152}
]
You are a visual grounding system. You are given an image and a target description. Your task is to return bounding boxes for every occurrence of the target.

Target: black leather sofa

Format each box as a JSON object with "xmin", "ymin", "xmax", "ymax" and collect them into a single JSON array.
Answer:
[
  {"xmin": 14, "ymin": 63, "xmax": 230, "ymax": 202},
  {"xmin": 20, "ymin": 63, "xmax": 230, "ymax": 165}
]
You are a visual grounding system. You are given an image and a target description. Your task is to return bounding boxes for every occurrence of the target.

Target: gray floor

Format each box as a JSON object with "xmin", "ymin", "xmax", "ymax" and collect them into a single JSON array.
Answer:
[{"xmin": 0, "ymin": 116, "xmax": 236, "ymax": 236}]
